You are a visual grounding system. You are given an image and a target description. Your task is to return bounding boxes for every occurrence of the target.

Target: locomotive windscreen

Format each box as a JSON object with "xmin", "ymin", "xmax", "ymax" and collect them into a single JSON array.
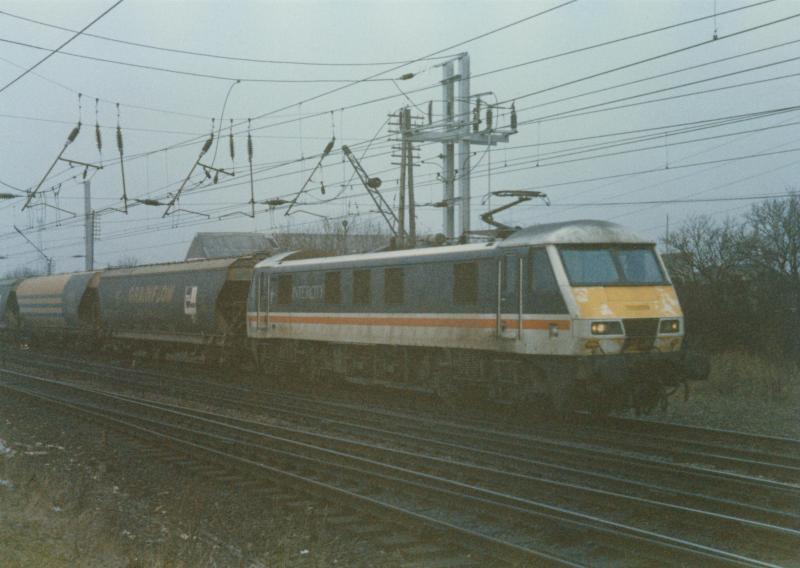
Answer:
[{"xmin": 558, "ymin": 245, "xmax": 666, "ymax": 286}]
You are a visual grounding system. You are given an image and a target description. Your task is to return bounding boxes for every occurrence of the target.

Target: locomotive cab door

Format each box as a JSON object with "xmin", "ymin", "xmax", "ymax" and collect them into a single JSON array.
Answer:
[
  {"xmin": 497, "ymin": 252, "xmax": 523, "ymax": 340},
  {"xmin": 256, "ymin": 272, "xmax": 270, "ymax": 332}
]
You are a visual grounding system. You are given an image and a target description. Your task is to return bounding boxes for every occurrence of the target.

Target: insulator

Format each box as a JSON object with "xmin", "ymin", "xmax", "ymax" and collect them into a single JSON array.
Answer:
[
  {"xmin": 510, "ymin": 102, "xmax": 517, "ymax": 130},
  {"xmin": 322, "ymin": 137, "xmax": 335, "ymax": 158},
  {"xmin": 83, "ymin": 166, "xmax": 88, "ymax": 180},
  {"xmin": 203, "ymin": 167, "xmax": 211, "ymax": 179},
  {"xmin": 247, "ymin": 132, "xmax": 253, "ymax": 163},
  {"xmin": 472, "ymin": 106, "xmax": 479, "ymax": 132},
  {"xmin": 116, "ymin": 125, "xmax": 123, "ymax": 155},
  {"xmin": 427, "ymin": 101, "xmax": 432, "ymax": 125},
  {"xmin": 92, "ymin": 123, "xmax": 101, "ymax": 153},
  {"xmin": 486, "ymin": 108, "xmax": 493, "ymax": 130},
  {"xmin": 320, "ymin": 181, "xmax": 326, "ymax": 195},
  {"xmin": 201, "ymin": 134, "xmax": 213, "ymax": 156},
  {"xmin": 399, "ymin": 72, "xmax": 414, "ymax": 81},
  {"xmin": 229, "ymin": 131, "xmax": 234, "ymax": 161},
  {"xmin": 213, "ymin": 171, "xmax": 219, "ymax": 184},
  {"xmin": 67, "ymin": 122, "xmax": 81, "ymax": 143}
]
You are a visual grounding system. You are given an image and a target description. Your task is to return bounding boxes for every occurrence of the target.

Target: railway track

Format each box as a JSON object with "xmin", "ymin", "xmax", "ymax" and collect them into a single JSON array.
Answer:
[
  {"xmin": 1, "ymin": 366, "xmax": 796, "ymax": 567},
  {"xmin": 0, "ymin": 369, "xmax": 515, "ymax": 567},
  {"xmin": 1, "ymin": 348, "xmax": 800, "ymax": 566},
  {"xmin": 591, "ymin": 414, "xmax": 800, "ymax": 461},
  {"xmin": 9, "ymin": 348, "xmax": 799, "ymax": 484}
]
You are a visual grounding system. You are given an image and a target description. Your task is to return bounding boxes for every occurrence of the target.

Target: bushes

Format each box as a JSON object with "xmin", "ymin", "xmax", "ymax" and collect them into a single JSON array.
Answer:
[
  {"xmin": 662, "ymin": 351, "xmax": 800, "ymax": 436},
  {"xmin": 665, "ymin": 192, "xmax": 800, "ymax": 359},
  {"xmin": 702, "ymin": 352, "xmax": 799, "ymax": 404}
]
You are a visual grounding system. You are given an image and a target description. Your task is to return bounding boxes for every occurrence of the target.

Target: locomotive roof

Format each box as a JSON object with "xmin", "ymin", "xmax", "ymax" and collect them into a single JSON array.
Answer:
[
  {"xmin": 498, "ymin": 220, "xmax": 652, "ymax": 247},
  {"xmin": 255, "ymin": 220, "xmax": 652, "ymax": 270},
  {"xmin": 256, "ymin": 242, "xmax": 494, "ymax": 269}
]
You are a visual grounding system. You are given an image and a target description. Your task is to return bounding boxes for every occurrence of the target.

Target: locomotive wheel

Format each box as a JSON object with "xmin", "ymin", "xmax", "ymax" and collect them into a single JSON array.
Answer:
[
  {"xmin": 632, "ymin": 382, "xmax": 664, "ymax": 416},
  {"xmin": 434, "ymin": 367, "xmax": 458, "ymax": 410},
  {"xmin": 588, "ymin": 394, "xmax": 613, "ymax": 418},
  {"xmin": 548, "ymin": 378, "xmax": 578, "ymax": 420}
]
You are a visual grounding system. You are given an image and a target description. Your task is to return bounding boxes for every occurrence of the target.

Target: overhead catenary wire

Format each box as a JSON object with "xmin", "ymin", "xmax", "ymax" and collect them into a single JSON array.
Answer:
[
  {"xmin": 0, "ymin": 37, "xmax": 421, "ymax": 84},
  {"xmin": 519, "ymin": 69, "xmax": 800, "ymax": 127},
  {"xmin": 395, "ymin": 3, "xmax": 798, "ymax": 134},
  {"xmin": 0, "ymin": 0, "xmax": 125, "ymax": 95},
  {"xmin": 129, "ymin": 106, "xmax": 800, "ymax": 207},
  {"xmin": 480, "ymin": 0, "xmax": 789, "ymax": 89},
  {"xmin": 6, "ymin": 1, "xmax": 800, "ymax": 266},
  {"xmin": 497, "ymin": 10, "xmax": 800, "ymax": 106},
  {"xmin": 0, "ymin": 8, "xmax": 462, "ymax": 67},
  {"xmin": 223, "ymin": 0, "xmax": 578, "ymax": 147},
  {"xmin": 8, "ymin": 158, "xmax": 800, "ymax": 264},
  {"xmin": 16, "ymin": 0, "xmax": 786, "ymax": 187},
  {"xmin": 236, "ymin": 8, "xmax": 800, "ymax": 146},
  {"xmin": 10, "ymin": 96, "xmax": 792, "ymax": 236},
  {"xmin": 514, "ymin": 36, "xmax": 800, "ymax": 116},
  {"xmin": 8, "ymin": 125, "xmax": 798, "ymax": 250},
  {"xmin": 396, "ymin": 12, "xmax": 800, "ymax": 139},
  {"xmin": 15, "ymin": 100, "xmax": 796, "ymax": 242},
  {"xmin": 0, "ymin": 54, "xmax": 231, "ymax": 120},
  {"xmin": 4, "ymin": 2, "xmax": 579, "ymax": 199},
  {"xmin": 6, "ymin": 0, "xmax": 788, "ymax": 189}
]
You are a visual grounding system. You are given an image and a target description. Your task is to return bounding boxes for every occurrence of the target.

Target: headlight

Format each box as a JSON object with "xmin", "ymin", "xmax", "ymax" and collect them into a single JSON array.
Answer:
[
  {"xmin": 591, "ymin": 321, "xmax": 623, "ymax": 335},
  {"xmin": 659, "ymin": 319, "xmax": 680, "ymax": 334}
]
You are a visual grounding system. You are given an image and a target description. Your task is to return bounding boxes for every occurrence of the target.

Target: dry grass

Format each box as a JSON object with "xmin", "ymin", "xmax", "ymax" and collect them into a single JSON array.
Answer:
[
  {"xmin": 701, "ymin": 351, "xmax": 800, "ymax": 402},
  {"xmin": 658, "ymin": 351, "xmax": 800, "ymax": 438}
]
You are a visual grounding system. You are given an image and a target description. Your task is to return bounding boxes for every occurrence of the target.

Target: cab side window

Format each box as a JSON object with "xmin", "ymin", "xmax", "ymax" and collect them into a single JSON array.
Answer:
[
  {"xmin": 277, "ymin": 274, "xmax": 293, "ymax": 305},
  {"xmin": 259, "ymin": 273, "xmax": 269, "ymax": 309},
  {"xmin": 325, "ymin": 271, "xmax": 341, "ymax": 304},
  {"xmin": 453, "ymin": 262, "xmax": 478, "ymax": 305},
  {"xmin": 530, "ymin": 249, "xmax": 567, "ymax": 314},
  {"xmin": 353, "ymin": 270, "xmax": 371, "ymax": 305},
  {"xmin": 384, "ymin": 267, "xmax": 404, "ymax": 305}
]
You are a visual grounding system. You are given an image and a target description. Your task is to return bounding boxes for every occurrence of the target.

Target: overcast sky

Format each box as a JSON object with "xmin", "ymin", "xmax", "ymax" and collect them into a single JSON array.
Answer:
[{"xmin": 1, "ymin": 0, "xmax": 799, "ymax": 274}]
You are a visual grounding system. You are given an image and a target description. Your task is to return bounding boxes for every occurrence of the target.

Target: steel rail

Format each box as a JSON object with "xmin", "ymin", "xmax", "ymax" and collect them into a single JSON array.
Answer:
[
  {"xmin": 0, "ymin": 373, "xmax": 571, "ymax": 567},
  {"xmin": 3, "ymin": 348, "xmax": 799, "ymax": 520},
  {"xmin": 589, "ymin": 415, "xmax": 800, "ymax": 456},
  {"xmin": 0, "ymin": 367, "xmax": 795, "ymax": 567}
]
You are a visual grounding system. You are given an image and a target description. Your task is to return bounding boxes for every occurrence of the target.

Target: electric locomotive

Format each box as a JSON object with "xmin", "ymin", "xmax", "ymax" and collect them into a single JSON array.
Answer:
[{"xmin": 247, "ymin": 220, "xmax": 699, "ymax": 415}]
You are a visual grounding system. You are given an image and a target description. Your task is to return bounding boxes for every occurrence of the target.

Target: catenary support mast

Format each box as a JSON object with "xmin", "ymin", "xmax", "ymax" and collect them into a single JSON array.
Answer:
[{"xmin": 408, "ymin": 52, "xmax": 516, "ymax": 241}]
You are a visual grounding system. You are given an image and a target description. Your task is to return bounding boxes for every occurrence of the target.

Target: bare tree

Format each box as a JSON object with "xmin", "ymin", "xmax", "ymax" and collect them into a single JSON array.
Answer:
[
  {"xmin": 746, "ymin": 192, "xmax": 800, "ymax": 357},
  {"xmin": 747, "ymin": 191, "xmax": 800, "ymax": 283},
  {"xmin": 272, "ymin": 216, "xmax": 390, "ymax": 255},
  {"xmin": 108, "ymin": 255, "xmax": 140, "ymax": 269},
  {"xmin": 664, "ymin": 215, "xmax": 751, "ymax": 286},
  {"xmin": 664, "ymin": 215, "xmax": 754, "ymax": 351},
  {"xmin": 2, "ymin": 265, "xmax": 43, "ymax": 279}
]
